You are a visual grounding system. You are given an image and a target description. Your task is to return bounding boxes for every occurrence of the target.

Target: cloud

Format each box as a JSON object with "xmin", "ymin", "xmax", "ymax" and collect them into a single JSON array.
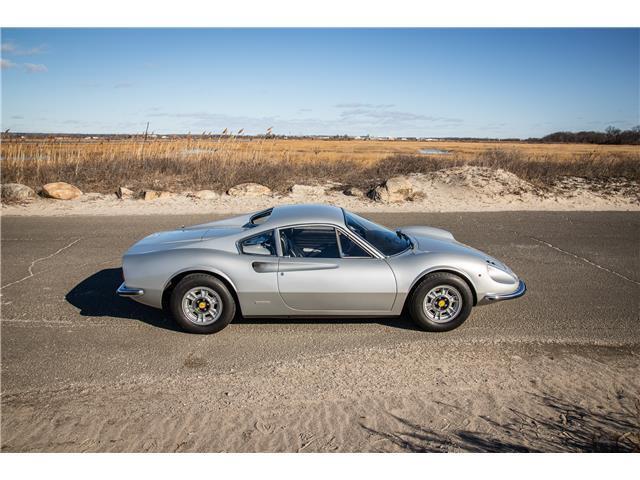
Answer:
[
  {"xmin": 114, "ymin": 82, "xmax": 133, "ymax": 89},
  {"xmin": 24, "ymin": 63, "xmax": 48, "ymax": 73},
  {"xmin": 338, "ymin": 107, "xmax": 462, "ymax": 125},
  {"xmin": 1, "ymin": 41, "xmax": 47, "ymax": 55},
  {"xmin": 1, "ymin": 42, "xmax": 18, "ymax": 53},
  {"xmin": 1, "ymin": 58, "xmax": 17, "ymax": 69},
  {"xmin": 330, "ymin": 102, "xmax": 463, "ymax": 128},
  {"xmin": 334, "ymin": 102, "xmax": 395, "ymax": 109},
  {"xmin": 1, "ymin": 59, "xmax": 48, "ymax": 72},
  {"xmin": 297, "ymin": 108, "xmax": 312, "ymax": 113},
  {"xmin": 145, "ymin": 108, "xmax": 466, "ymax": 136},
  {"xmin": 11, "ymin": 115, "xmax": 24, "ymax": 119}
]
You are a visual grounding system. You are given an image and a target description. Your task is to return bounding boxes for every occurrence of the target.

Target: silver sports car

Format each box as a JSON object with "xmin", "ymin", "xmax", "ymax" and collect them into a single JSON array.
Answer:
[{"xmin": 117, "ymin": 204, "xmax": 526, "ymax": 333}]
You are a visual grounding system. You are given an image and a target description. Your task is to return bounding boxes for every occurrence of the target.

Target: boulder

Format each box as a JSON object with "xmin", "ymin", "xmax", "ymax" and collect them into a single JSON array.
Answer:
[
  {"xmin": 157, "ymin": 191, "xmax": 175, "ymax": 199},
  {"xmin": 227, "ymin": 183, "xmax": 271, "ymax": 197},
  {"xmin": 143, "ymin": 190, "xmax": 160, "ymax": 201},
  {"xmin": 290, "ymin": 184, "xmax": 326, "ymax": 196},
  {"xmin": 192, "ymin": 190, "xmax": 219, "ymax": 200},
  {"xmin": 41, "ymin": 182, "xmax": 83, "ymax": 200},
  {"xmin": 372, "ymin": 176, "xmax": 414, "ymax": 202},
  {"xmin": 117, "ymin": 186, "xmax": 135, "ymax": 199},
  {"xmin": 1, "ymin": 183, "xmax": 36, "ymax": 203}
]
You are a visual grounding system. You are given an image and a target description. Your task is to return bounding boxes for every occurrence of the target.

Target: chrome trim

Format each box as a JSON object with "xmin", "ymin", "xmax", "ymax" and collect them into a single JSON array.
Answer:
[
  {"xmin": 272, "ymin": 223, "xmax": 383, "ymax": 259},
  {"xmin": 117, "ymin": 282, "xmax": 145, "ymax": 297},
  {"xmin": 483, "ymin": 280, "xmax": 527, "ymax": 302}
]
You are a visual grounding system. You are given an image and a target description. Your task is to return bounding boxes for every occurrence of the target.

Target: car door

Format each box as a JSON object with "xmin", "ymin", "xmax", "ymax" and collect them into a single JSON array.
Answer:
[
  {"xmin": 236, "ymin": 229, "xmax": 287, "ymax": 316},
  {"xmin": 276, "ymin": 225, "xmax": 397, "ymax": 313}
]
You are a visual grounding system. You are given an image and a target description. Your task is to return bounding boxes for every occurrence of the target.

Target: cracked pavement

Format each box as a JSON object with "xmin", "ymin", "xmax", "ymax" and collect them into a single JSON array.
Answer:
[{"xmin": 1, "ymin": 211, "xmax": 638, "ymax": 391}]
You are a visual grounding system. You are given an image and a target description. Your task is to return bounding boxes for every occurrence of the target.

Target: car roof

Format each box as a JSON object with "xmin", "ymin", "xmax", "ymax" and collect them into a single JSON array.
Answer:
[{"xmin": 267, "ymin": 204, "xmax": 346, "ymax": 227}]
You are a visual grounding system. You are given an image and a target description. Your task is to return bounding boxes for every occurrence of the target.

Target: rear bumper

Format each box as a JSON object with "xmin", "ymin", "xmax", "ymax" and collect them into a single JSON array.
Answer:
[
  {"xmin": 117, "ymin": 282, "xmax": 145, "ymax": 297},
  {"xmin": 481, "ymin": 280, "xmax": 526, "ymax": 304}
]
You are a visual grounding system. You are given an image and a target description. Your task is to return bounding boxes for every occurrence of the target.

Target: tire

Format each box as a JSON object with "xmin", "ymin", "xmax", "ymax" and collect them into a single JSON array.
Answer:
[
  {"xmin": 408, "ymin": 272, "xmax": 473, "ymax": 332},
  {"xmin": 170, "ymin": 273, "xmax": 236, "ymax": 334}
]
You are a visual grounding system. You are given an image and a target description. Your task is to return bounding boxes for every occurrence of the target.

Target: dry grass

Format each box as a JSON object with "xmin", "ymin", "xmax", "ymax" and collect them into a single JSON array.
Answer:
[{"xmin": 1, "ymin": 137, "xmax": 638, "ymax": 194}]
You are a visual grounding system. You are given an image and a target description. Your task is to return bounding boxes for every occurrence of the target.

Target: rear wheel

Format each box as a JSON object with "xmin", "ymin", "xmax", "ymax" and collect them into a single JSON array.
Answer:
[
  {"xmin": 408, "ymin": 272, "xmax": 473, "ymax": 332},
  {"xmin": 170, "ymin": 273, "xmax": 236, "ymax": 334}
]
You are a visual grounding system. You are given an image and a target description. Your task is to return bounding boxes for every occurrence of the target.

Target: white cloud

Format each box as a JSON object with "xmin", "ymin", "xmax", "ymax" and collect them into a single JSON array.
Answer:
[
  {"xmin": 1, "ymin": 58, "xmax": 17, "ymax": 69},
  {"xmin": 335, "ymin": 102, "xmax": 395, "ymax": 109},
  {"xmin": 1, "ymin": 41, "xmax": 47, "ymax": 55},
  {"xmin": 24, "ymin": 63, "xmax": 48, "ymax": 73},
  {"xmin": 338, "ymin": 107, "xmax": 463, "ymax": 126},
  {"xmin": 1, "ymin": 42, "xmax": 17, "ymax": 53}
]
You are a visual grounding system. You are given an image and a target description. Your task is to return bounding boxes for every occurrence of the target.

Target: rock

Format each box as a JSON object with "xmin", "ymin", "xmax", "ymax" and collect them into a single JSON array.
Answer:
[
  {"xmin": 41, "ymin": 182, "xmax": 83, "ymax": 200},
  {"xmin": 1, "ymin": 183, "xmax": 36, "ymax": 203},
  {"xmin": 192, "ymin": 190, "xmax": 219, "ymax": 200},
  {"xmin": 143, "ymin": 190, "xmax": 160, "ymax": 201},
  {"xmin": 343, "ymin": 186, "xmax": 365, "ymax": 198},
  {"xmin": 117, "ymin": 186, "xmax": 135, "ymax": 199},
  {"xmin": 227, "ymin": 183, "xmax": 271, "ymax": 197},
  {"xmin": 372, "ymin": 176, "xmax": 414, "ymax": 202},
  {"xmin": 143, "ymin": 190, "xmax": 174, "ymax": 200},
  {"xmin": 290, "ymin": 184, "xmax": 326, "ymax": 196}
]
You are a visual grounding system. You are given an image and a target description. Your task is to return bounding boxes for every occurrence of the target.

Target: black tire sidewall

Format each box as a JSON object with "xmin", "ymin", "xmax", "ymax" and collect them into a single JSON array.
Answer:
[
  {"xmin": 409, "ymin": 272, "xmax": 473, "ymax": 332},
  {"xmin": 170, "ymin": 274, "xmax": 236, "ymax": 334}
]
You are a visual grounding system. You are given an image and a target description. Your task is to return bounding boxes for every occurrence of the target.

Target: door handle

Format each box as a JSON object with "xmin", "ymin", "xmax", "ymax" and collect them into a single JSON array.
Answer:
[{"xmin": 252, "ymin": 261, "xmax": 279, "ymax": 273}]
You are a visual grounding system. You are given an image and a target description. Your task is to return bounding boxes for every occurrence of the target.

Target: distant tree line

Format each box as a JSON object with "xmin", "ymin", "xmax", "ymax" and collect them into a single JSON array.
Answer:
[{"xmin": 529, "ymin": 126, "xmax": 640, "ymax": 145}]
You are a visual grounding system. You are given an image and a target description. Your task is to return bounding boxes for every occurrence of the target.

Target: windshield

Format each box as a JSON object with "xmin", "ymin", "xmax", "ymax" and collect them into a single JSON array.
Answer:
[{"xmin": 343, "ymin": 210, "xmax": 411, "ymax": 256}]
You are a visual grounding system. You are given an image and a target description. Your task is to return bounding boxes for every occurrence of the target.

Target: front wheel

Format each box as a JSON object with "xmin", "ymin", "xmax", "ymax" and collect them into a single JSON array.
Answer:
[
  {"xmin": 170, "ymin": 273, "xmax": 236, "ymax": 334},
  {"xmin": 408, "ymin": 272, "xmax": 473, "ymax": 332}
]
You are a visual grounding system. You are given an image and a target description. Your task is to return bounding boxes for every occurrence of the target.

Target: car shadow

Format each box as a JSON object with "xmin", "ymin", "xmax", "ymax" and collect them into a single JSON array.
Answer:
[
  {"xmin": 65, "ymin": 268, "xmax": 181, "ymax": 332},
  {"xmin": 66, "ymin": 268, "xmax": 423, "ymax": 333}
]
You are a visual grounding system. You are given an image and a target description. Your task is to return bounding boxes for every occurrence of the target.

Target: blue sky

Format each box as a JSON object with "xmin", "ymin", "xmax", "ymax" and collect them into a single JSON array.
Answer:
[{"xmin": 1, "ymin": 28, "xmax": 638, "ymax": 137}]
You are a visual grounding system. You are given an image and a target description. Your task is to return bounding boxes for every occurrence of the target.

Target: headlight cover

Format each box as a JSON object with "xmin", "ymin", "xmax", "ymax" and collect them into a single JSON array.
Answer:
[{"xmin": 486, "ymin": 262, "xmax": 517, "ymax": 284}]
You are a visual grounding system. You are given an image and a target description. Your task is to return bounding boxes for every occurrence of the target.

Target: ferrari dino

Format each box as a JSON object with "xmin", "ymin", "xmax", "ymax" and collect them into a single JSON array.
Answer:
[{"xmin": 117, "ymin": 204, "xmax": 526, "ymax": 333}]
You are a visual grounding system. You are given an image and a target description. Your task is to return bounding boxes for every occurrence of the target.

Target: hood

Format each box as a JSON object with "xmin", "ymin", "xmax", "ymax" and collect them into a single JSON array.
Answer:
[
  {"xmin": 399, "ymin": 225, "xmax": 506, "ymax": 267},
  {"xmin": 399, "ymin": 226, "xmax": 455, "ymax": 241},
  {"xmin": 125, "ymin": 225, "xmax": 245, "ymax": 255}
]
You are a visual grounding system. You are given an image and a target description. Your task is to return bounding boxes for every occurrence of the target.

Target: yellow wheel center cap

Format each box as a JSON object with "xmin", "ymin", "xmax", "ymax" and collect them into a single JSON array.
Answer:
[
  {"xmin": 198, "ymin": 301, "xmax": 207, "ymax": 309},
  {"xmin": 438, "ymin": 299, "xmax": 446, "ymax": 308}
]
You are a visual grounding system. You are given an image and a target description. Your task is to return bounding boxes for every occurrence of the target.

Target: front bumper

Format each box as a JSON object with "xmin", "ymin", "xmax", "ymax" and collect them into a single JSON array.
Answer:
[
  {"xmin": 116, "ymin": 282, "xmax": 145, "ymax": 297},
  {"xmin": 481, "ymin": 280, "xmax": 527, "ymax": 303}
]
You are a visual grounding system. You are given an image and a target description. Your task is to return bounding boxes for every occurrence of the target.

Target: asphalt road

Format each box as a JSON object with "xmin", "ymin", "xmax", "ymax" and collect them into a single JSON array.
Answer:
[{"xmin": 1, "ymin": 211, "xmax": 639, "ymax": 394}]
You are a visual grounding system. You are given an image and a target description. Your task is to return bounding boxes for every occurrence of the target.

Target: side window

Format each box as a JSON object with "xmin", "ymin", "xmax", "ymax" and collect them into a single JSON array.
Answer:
[
  {"xmin": 240, "ymin": 230, "xmax": 276, "ymax": 256},
  {"xmin": 279, "ymin": 227, "xmax": 340, "ymax": 258},
  {"xmin": 338, "ymin": 231, "xmax": 372, "ymax": 258}
]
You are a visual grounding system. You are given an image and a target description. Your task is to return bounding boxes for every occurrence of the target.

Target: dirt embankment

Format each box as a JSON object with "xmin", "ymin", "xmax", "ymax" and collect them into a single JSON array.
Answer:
[{"xmin": 2, "ymin": 166, "xmax": 639, "ymax": 216}]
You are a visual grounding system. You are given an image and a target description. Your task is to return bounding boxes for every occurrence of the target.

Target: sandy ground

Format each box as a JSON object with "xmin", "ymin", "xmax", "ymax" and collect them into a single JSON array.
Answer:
[
  {"xmin": 2, "ymin": 167, "xmax": 639, "ymax": 216},
  {"xmin": 2, "ymin": 341, "xmax": 638, "ymax": 452}
]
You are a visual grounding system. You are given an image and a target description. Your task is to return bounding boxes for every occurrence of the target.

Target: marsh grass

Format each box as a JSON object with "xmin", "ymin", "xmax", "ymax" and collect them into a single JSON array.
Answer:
[{"xmin": 1, "ymin": 137, "xmax": 638, "ymax": 194}]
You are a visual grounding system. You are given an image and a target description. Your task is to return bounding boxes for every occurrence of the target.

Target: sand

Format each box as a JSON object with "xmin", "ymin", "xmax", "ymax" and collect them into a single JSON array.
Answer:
[{"xmin": 1, "ymin": 340, "xmax": 638, "ymax": 452}]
